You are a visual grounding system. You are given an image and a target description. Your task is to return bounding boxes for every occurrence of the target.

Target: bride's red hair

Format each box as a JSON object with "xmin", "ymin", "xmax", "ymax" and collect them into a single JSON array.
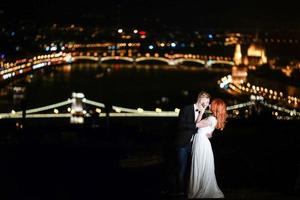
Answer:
[{"xmin": 210, "ymin": 99, "xmax": 228, "ymax": 130}]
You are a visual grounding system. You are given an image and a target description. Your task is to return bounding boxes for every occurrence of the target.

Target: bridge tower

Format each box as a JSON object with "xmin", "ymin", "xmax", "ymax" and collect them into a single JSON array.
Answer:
[
  {"xmin": 70, "ymin": 92, "xmax": 85, "ymax": 124},
  {"xmin": 234, "ymin": 43, "xmax": 242, "ymax": 66}
]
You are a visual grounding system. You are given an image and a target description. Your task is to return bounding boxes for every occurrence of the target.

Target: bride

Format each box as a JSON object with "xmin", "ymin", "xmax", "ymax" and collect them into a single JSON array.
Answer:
[{"xmin": 188, "ymin": 98, "xmax": 228, "ymax": 199}]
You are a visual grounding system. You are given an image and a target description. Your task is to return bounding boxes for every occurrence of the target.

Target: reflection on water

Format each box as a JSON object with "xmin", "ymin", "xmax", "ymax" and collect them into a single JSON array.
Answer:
[
  {"xmin": 0, "ymin": 63, "xmax": 230, "ymax": 113},
  {"xmin": 0, "ymin": 62, "xmax": 298, "ymax": 113}
]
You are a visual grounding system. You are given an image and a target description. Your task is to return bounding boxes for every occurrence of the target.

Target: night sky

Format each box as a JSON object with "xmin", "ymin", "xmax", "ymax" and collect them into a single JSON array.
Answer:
[{"xmin": 1, "ymin": 0, "xmax": 300, "ymax": 29}]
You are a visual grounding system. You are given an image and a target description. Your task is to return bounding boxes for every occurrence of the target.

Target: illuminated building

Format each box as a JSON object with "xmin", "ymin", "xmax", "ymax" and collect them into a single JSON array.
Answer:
[{"xmin": 234, "ymin": 43, "xmax": 268, "ymax": 68}]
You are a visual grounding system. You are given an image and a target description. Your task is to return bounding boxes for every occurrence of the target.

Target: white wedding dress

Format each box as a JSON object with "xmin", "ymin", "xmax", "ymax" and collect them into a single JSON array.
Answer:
[{"xmin": 188, "ymin": 116, "xmax": 224, "ymax": 199}]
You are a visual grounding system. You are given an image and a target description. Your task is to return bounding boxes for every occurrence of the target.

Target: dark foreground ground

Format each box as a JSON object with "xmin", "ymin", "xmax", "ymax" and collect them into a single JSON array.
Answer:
[{"xmin": 0, "ymin": 116, "xmax": 300, "ymax": 200}]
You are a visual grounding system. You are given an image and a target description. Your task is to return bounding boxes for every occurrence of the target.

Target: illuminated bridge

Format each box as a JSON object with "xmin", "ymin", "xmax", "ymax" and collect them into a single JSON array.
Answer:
[
  {"xmin": 0, "ymin": 52, "xmax": 234, "ymax": 81},
  {"xmin": 71, "ymin": 55, "xmax": 234, "ymax": 67},
  {"xmin": 2, "ymin": 92, "xmax": 298, "ymax": 122}
]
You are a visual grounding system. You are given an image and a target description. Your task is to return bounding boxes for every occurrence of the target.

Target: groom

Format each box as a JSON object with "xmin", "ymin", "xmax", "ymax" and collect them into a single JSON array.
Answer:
[{"xmin": 176, "ymin": 91, "xmax": 210, "ymax": 195}]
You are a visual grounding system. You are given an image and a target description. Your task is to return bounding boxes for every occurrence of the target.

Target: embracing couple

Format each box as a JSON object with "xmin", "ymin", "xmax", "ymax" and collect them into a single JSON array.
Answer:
[{"xmin": 176, "ymin": 91, "xmax": 228, "ymax": 199}]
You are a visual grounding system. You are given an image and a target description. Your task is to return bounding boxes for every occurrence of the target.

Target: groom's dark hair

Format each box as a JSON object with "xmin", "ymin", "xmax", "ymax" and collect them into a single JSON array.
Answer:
[{"xmin": 197, "ymin": 91, "xmax": 211, "ymax": 100}]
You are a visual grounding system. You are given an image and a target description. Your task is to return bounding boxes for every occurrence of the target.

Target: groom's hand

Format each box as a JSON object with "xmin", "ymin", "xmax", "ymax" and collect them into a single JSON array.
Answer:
[
  {"xmin": 198, "ymin": 104, "xmax": 205, "ymax": 113},
  {"xmin": 202, "ymin": 103, "xmax": 209, "ymax": 111}
]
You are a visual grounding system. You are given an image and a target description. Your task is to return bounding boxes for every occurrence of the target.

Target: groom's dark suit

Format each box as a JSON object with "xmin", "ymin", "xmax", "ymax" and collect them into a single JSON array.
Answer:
[
  {"xmin": 176, "ymin": 104, "xmax": 207, "ymax": 194},
  {"xmin": 176, "ymin": 104, "xmax": 198, "ymax": 147}
]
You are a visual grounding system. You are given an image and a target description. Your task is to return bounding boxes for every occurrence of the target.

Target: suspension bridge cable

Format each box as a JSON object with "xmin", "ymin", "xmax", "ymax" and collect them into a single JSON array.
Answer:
[
  {"xmin": 19, "ymin": 99, "xmax": 72, "ymax": 114},
  {"xmin": 84, "ymin": 99, "xmax": 105, "ymax": 108}
]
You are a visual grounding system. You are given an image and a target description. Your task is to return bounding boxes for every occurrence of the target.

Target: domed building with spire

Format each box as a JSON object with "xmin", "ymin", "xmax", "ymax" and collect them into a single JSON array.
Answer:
[
  {"xmin": 244, "ymin": 43, "xmax": 267, "ymax": 67},
  {"xmin": 231, "ymin": 39, "xmax": 268, "ymax": 85},
  {"xmin": 234, "ymin": 39, "xmax": 268, "ymax": 68}
]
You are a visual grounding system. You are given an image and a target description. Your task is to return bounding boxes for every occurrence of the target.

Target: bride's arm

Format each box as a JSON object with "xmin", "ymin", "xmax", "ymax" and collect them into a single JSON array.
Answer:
[{"xmin": 196, "ymin": 118, "xmax": 212, "ymax": 128}]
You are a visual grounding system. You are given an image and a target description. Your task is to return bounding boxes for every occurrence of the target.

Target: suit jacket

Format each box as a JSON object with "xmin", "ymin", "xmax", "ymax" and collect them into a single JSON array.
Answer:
[{"xmin": 176, "ymin": 104, "xmax": 208, "ymax": 147}]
